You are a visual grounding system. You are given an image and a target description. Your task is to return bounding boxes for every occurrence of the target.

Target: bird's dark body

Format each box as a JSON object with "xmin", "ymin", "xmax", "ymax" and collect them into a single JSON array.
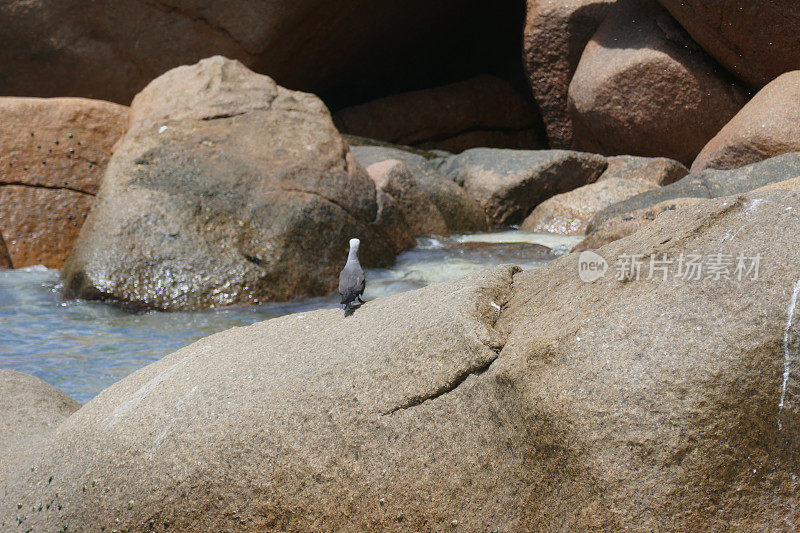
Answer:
[
  {"xmin": 339, "ymin": 238, "xmax": 365, "ymax": 316},
  {"xmin": 338, "ymin": 265, "xmax": 365, "ymax": 306}
]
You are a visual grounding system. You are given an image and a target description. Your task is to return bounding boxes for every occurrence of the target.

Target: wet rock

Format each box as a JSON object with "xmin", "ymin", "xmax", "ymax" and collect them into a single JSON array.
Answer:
[
  {"xmin": 657, "ymin": 0, "xmax": 800, "ymax": 89},
  {"xmin": 0, "ymin": 97, "xmax": 128, "ymax": 269},
  {"xmin": 0, "ymin": 370, "xmax": 79, "ymax": 488},
  {"xmin": 568, "ymin": 0, "xmax": 749, "ymax": 165},
  {"xmin": 439, "ymin": 148, "xmax": 608, "ymax": 226},
  {"xmin": 521, "ymin": 177, "xmax": 656, "ymax": 235},
  {"xmin": 351, "ymin": 144, "xmax": 488, "ymax": 235},
  {"xmin": 523, "ymin": 0, "xmax": 616, "ymax": 148},
  {"xmin": 590, "ymin": 152, "xmax": 800, "ymax": 231},
  {"xmin": 334, "ymin": 75, "xmax": 545, "ymax": 153},
  {"xmin": 573, "ymin": 196, "xmax": 705, "ymax": 251},
  {"xmin": 62, "ymin": 57, "xmax": 396, "ymax": 311},
  {"xmin": 692, "ymin": 71, "xmax": 800, "ymax": 172}
]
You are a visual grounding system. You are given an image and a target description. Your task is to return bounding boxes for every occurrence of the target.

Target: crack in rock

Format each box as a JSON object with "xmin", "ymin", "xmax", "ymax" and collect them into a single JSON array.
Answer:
[
  {"xmin": 382, "ymin": 266, "xmax": 520, "ymax": 415},
  {"xmin": 0, "ymin": 182, "xmax": 96, "ymax": 196},
  {"xmin": 381, "ymin": 356, "xmax": 498, "ymax": 415}
]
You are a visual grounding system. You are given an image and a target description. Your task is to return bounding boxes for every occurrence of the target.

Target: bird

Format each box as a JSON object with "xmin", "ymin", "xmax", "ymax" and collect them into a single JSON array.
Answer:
[{"xmin": 338, "ymin": 238, "xmax": 365, "ymax": 317}]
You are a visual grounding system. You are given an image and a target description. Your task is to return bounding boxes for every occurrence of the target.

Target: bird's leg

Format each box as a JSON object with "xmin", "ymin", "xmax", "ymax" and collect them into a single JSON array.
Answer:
[{"xmin": 357, "ymin": 296, "xmax": 365, "ymax": 304}]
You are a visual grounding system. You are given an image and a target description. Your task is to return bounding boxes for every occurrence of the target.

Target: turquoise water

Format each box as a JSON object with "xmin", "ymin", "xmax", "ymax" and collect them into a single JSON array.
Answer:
[{"xmin": 0, "ymin": 232, "xmax": 581, "ymax": 403}]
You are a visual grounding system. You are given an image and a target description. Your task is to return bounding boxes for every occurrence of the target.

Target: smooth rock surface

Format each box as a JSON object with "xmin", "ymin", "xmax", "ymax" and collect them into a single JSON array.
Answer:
[
  {"xmin": 498, "ymin": 190, "xmax": 800, "ymax": 529},
  {"xmin": 62, "ymin": 57, "xmax": 396, "ymax": 311},
  {"xmin": 568, "ymin": 0, "xmax": 749, "ymax": 165},
  {"xmin": 0, "ymin": 370, "xmax": 80, "ymax": 487},
  {"xmin": 523, "ymin": 0, "xmax": 615, "ymax": 148},
  {"xmin": 589, "ymin": 152, "xmax": 800, "ymax": 231},
  {"xmin": 692, "ymin": 71, "xmax": 800, "ymax": 172},
  {"xmin": 573, "ymin": 196, "xmax": 705, "ymax": 251},
  {"xmin": 0, "ymin": 97, "xmax": 128, "ymax": 269},
  {"xmin": 439, "ymin": 148, "xmax": 608, "ymax": 226},
  {"xmin": 657, "ymin": 0, "xmax": 800, "ymax": 89},
  {"xmin": 334, "ymin": 75, "xmax": 545, "ymax": 153},
  {"xmin": 350, "ymin": 144, "xmax": 488, "ymax": 234},
  {"xmin": 521, "ymin": 177, "xmax": 656, "ymax": 235}
]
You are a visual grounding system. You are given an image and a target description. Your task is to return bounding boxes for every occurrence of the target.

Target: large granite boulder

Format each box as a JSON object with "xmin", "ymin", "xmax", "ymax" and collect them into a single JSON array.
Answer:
[
  {"xmin": 0, "ymin": 370, "xmax": 80, "ymax": 487},
  {"xmin": 62, "ymin": 57, "xmax": 397, "ymax": 311},
  {"xmin": 568, "ymin": 0, "xmax": 749, "ymax": 165},
  {"xmin": 523, "ymin": 0, "xmax": 615, "ymax": 148},
  {"xmin": 496, "ymin": 190, "xmax": 800, "ymax": 529},
  {"xmin": 656, "ymin": 0, "xmax": 800, "ymax": 89},
  {"xmin": 692, "ymin": 71, "xmax": 800, "ymax": 172},
  {"xmin": 439, "ymin": 148, "xmax": 608, "ymax": 226},
  {"xmin": 590, "ymin": 152, "xmax": 800, "ymax": 231},
  {"xmin": 0, "ymin": 97, "xmax": 128, "ymax": 269},
  {"xmin": 4, "ymin": 190, "xmax": 800, "ymax": 530},
  {"xmin": 0, "ymin": 0, "xmax": 521, "ymax": 107},
  {"xmin": 349, "ymin": 142, "xmax": 488, "ymax": 234},
  {"xmin": 333, "ymin": 75, "xmax": 544, "ymax": 153}
]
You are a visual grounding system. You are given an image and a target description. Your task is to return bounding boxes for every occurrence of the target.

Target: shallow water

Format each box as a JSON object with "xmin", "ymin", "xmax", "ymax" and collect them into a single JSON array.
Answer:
[{"xmin": 0, "ymin": 232, "xmax": 581, "ymax": 403}]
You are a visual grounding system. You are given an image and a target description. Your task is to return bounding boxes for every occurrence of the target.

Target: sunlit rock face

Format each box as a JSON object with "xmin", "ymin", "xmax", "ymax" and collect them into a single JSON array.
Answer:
[{"xmin": 62, "ymin": 56, "xmax": 397, "ymax": 311}]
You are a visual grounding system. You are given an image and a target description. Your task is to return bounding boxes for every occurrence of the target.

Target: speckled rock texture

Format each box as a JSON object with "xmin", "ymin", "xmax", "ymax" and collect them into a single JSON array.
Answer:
[
  {"xmin": 568, "ymin": 0, "xmax": 749, "ymax": 165},
  {"xmin": 520, "ymin": 177, "xmax": 656, "ymax": 235},
  {"xmin": 523, "ymin": 0, "xmax": 615, "ymax": 148},
  {"xmin": 692, "ymin": 71, "xmax": 800, "ymax": 172},
  {"xmin": 0, "ymin": 97, "xmax": 128, "ymax": 268},
  {"xmin": 656, "ymin": 0, "xmax": 800, "ymax": 89},
  {"xmin": 0, "ymin": 370, "xmax": 80, "ymax": 488},
  {"xmin": 439, "ymin": 148, "xmax": 608, "ymax": 226},
  {"xmin": 62, "ymin": 57, "xmax": 397, "ymax": 311},
  {"xmin": 4, "ymin": 190, "xmax": 800, "ymax": 530}
]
